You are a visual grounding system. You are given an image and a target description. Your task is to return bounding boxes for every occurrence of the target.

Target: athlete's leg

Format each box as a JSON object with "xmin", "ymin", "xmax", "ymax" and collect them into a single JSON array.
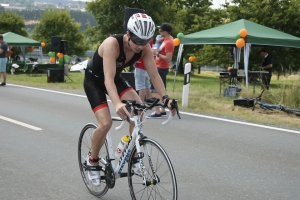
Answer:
[
  {"xmin": 83, "ymin": 71, "xmax": 112, "ymax": 163},
  {"xmin": 91, "ymin": 106, "xmax": 112, "ymax": 163}
]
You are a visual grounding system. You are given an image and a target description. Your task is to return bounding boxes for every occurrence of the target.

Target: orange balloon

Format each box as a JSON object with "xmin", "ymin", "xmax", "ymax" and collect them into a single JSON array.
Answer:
[
  {"xmin": 188, "ymin": 57, "xmax": 193, "ymax": 62},
  {"xmin": 41, "ymin": 42, "xmax": 45, "ymax": 47},
  {"xmin": 236, "ymin": 38, "xmax": 245, "ymax": 48},
  {"xmin": 192, "ymin": 56, "xmax": 197, "ymax": 61},
  {"xmin": 50, "ymin": 57, "xmax": 56, "ymax": 64},
  {"xmin": 239, "ymin": 29, "xmax": 248, "ymax": 38},
  {"xmin": 6, "ymin": 51, "xmax": 13, "ymax": 57},
  {"xmin": 57, "ymin": 53, "xmax": 64, "ymax": 58},
  {"xmin": 173, "ymin": 38, "xmax": 180, "ymax": 46}
]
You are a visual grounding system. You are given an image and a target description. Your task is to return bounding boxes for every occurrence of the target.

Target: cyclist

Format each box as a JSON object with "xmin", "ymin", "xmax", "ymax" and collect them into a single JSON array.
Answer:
[{"xmin": 83, "ymin": 13, "xmax": 176, "ymax": 186}]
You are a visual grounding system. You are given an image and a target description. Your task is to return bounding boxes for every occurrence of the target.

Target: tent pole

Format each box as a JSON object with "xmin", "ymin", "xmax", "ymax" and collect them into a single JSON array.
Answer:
[
  {"xmin": 173, "ymin": 44, "xmax": 184, "ymax": 92},
  {"xmin": 244, "ymin": 44, "xmax": 251, "ymax": 89},
  {"xmin": 39, "ymin": 46, "xmax": 43, "ymax": 62},
  {"xmin": 21, "ymin": 46, "xmax": 25, "ymax": 62},
  {"xmin": 233, "ymin": 47, "xmax": 238, "ymax": 69}
]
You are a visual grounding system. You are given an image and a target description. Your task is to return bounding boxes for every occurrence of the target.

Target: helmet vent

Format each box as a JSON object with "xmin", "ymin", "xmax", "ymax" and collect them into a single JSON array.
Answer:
[
  {"xmin": 134, "ymin": 21, "xmax": 139, "ymax": 30},
  {"xmin": 143, "ymin": 21, "xmax": 148, "ymax": 36},
  {"xmin": 146, "ymin": 21, "xmax": 152, "ymax": 37},
  {"xmin": 138, "ymin": 20, "xmax": 143, "ymax": 36}
]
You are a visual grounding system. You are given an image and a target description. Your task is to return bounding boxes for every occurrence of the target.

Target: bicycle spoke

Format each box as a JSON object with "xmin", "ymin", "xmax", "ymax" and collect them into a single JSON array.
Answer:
[
  {"xmin": 128, "ymin": 138, "xmax": 177, "ymax": 200},
  {"xmin": 78, "ymin": 124, "xmax": 109, "ymax": 197}
]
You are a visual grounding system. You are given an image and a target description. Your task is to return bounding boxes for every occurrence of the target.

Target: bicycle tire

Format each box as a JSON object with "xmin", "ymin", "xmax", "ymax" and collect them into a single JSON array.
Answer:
[
  {"xmin": 128, "ymin": 138, "xmax": 178, "ymax": 200},
  {"xmin": 78, "ymin": 123, "xmax": 109, "ymax": 197},
  {"xmin": 281, "ymin": 107, "xmax": 300, "ymax": 116}
]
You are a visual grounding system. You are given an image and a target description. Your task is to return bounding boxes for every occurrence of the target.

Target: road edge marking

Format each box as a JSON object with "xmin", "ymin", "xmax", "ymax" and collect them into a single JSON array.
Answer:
[{"xmin": 0, "ymin": 115, "xmax": 42, "ymax": 131}]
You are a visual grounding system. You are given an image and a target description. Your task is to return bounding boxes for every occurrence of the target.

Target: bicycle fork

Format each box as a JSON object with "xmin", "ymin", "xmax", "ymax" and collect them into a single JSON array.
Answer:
[{"xmin": 136, "ymin": 136, "xmax": 160, "ymax": 186}]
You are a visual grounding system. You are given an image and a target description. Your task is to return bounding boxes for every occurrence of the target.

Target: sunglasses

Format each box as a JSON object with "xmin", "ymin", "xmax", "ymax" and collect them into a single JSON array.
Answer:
[{"xmin": 130, "ymin": 35, "xmax": 152, "ymax": 46}]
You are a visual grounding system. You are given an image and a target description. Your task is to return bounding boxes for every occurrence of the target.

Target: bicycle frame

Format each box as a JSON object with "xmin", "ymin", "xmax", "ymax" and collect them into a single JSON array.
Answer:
[
  {"xmin": 253, "ymin": 89, "xmax": 281, "ymax": 111},
  {"xmin": 103, "ymin": 106, "xmax": 174, "ymax": 180}
]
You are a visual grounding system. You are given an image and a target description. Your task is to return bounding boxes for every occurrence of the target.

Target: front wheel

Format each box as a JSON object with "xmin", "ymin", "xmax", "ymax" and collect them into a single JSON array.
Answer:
[
  {"xmin": 78, "ymin": 123, "xmax": 109, "ymax": 197},
  {"xmin": 128, "ymin": 138, "xmax": 178, "ymax": 200}
]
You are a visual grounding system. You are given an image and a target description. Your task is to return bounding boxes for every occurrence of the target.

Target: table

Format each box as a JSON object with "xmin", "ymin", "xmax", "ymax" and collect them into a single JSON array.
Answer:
[
  {"xmin": 219, "ymin": 71, "xmax": 269, "ymax": 96},
  {"xmin": 24, "ymin": 63, "xmax": 60, "ymax": 72},
  {"xmin": 6, "ymin": 62, "xmax": 28, "ymax": 73}
]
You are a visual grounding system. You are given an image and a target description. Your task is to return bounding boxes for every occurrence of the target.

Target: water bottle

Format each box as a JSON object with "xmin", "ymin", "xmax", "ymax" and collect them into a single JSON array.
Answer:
[{"xmin": 115, "ymin": 135, "xmax": 130, "ymax": 160}]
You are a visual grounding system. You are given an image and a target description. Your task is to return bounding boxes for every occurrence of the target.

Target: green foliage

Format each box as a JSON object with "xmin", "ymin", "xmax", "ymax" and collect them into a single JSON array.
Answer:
[
  {"xmin": 83, "ymin": 26, "xmax": 102, "ymax": 50},
  {"xmin": 9, "ymin": 9, "xmax": 96, "ymax": 33},
  {"xmin": 3, "ymin": 0, "xmax": 297, "ymax": 75},
  {"xmin": 0, "ymin": 11, "xmax": 27, "ymax": 36},
  {"xmin": 225, "ymin": 0, "xmax": 300, "ymax": 74},
  {"xmin": 195, "ymin": 45, "xmax": 233, "ymax": 68},
  {"xmin": 0, "ymin": 11, "xmax": 28, "ymax": 57},
  {"xmin": 0, "ymin": 5, "xmax": 4, "ymax": 13},
  {"xmin": 173, "ymin": 4, "xmax": 228, "ymax": 72},
  {"xmin": 31, "ymin": 9, "xmax": 89, "ymax": 56},
  {"xmin": 86, "ymin": 0, "xmax": 177, "ymax": 42}
]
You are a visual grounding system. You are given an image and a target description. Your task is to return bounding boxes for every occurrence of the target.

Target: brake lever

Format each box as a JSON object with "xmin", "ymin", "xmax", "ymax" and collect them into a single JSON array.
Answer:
[
  {"xmin": 171, "ymin": 99, "xmax": 181, "ymax": 119},
  {"xmin": 121, "ymin": 100, "xmax": 132, "ymax": 123},
  {"xmin": 126, "ymin": 103, "xmax": 132, "ymax": 123}
]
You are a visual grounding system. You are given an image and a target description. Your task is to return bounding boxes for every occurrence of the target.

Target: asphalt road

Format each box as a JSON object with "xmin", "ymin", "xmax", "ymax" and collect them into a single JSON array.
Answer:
[{"xmin": 1, "ymin": 84, "xmax": 300, "ymax": 200}]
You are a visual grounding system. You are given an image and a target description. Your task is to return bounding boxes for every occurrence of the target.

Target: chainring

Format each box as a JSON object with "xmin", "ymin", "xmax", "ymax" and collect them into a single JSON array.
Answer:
[{"xmin": 104, "ymin": 163, "xmax": 115, "ymax": 188}]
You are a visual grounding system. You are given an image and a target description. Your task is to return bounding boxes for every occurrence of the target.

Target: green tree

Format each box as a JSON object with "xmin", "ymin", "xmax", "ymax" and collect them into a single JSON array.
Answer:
[
  {"xmin": 171, "ymin": 3, "xmax": 228, "ymax": 72},
  {"xmin": 85, "ymin": 0, "xmax": 176, "ymax": 45},
  {"xmin": 0, "ymin": 5, "xmax": 4, "ymax": 13},
  {"xmin": 0, "ymin": 11, "xmax": 28, "ymax": 57},
  {"xmin": 31, "ymin": 9, "xmax": 88, "ymax": 56},
  {"xmin": 0, "ymin": 11, "xmax": 27, "ymax": 36},
  {"xmin": 224, "ymin": 0, "xmax": 300, "ymax": 76}
]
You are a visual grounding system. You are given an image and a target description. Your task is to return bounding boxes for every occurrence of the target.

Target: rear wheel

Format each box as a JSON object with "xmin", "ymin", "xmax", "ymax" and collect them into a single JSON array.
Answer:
[
  {"xmin": 78, "ymin": 123, "xmax": 109, "ymax": 197},
  {"xmin": 282, "ymin": 107, "xmax": 300, "ymax": 116},
  {"xmin": 128, "ymin": 138, "xmax": 178, "ymax": 200}
]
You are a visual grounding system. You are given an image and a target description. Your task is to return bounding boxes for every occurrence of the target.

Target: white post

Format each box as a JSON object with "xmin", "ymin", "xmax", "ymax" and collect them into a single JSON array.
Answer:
[{"xmin": 182, "ymin": 63, "xmax": 191, "ymax": 107}]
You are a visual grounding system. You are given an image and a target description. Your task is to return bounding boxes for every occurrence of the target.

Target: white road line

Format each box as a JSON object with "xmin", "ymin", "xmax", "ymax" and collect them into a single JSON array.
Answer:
[
  {"xmin": 180, "ymin": 111, "xmax": 300, "ymax": 134},
  {"xmin": 0, "ymin": 115, "xmax": 42, "ymax": 131},
  {"xmin": 8, "ymin": 84, "xmax": 87, "ymax": 98},
  {"xmin": 8, "ymin": 84, "xmax": 300, "ymax": 134}
]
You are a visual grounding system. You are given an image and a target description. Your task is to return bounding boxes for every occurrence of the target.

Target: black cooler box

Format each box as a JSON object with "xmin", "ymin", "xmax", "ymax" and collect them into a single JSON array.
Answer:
[
  {"xmin": 47, "ymin": 68, "xmax": 64, "ymax": 83},
  {"xmin": 233, "ymin": 98, "xmax": 254, "ymax": 108}
]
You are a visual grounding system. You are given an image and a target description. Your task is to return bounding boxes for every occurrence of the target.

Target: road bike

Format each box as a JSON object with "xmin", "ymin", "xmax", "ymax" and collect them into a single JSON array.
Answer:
[
  {"xmin": 78, "ymin": 98, "xmax": 181, "ymax": 199},
  {"xmin": 252, "ymin": 89, "xmax": 300, "ymax": 116}
]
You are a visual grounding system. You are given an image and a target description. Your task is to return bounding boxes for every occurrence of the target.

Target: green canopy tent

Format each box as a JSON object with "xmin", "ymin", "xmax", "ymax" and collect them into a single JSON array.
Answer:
[
  {"xmin": 175, "ymin": 19, "xmax": 300, "ymax": 89},
  {"xmin": 3, "ymin": 32, "xmax": 43, "ymax": 62}
]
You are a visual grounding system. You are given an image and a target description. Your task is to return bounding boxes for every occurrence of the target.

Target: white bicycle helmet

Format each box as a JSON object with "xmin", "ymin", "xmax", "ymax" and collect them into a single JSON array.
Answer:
[{"xmin": 127, "ymin": 13, "xmax": 155, "ymax": 45}]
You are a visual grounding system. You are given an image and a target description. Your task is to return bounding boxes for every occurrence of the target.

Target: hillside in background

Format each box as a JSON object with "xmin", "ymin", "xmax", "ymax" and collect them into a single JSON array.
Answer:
[
  {"xmin": 0, "ymin": 6, "xmax": 97, "ymax": 33},
  {"xmin": 0, "ymin": 0, "xmax": 78, "ymax": 4},
  {"xmin": 16, "ymin": 9, "xmax": 97, "ymax": 33}
]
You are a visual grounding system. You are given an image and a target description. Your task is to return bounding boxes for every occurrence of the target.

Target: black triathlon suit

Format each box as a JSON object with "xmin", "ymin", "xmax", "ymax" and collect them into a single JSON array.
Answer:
[{"xmin": 84, "ymin": 34, "xmax": 142, "ymax": 113}]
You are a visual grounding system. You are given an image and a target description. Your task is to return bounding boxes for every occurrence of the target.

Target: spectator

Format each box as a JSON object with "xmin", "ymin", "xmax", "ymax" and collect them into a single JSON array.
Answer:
[
  {"xmin": 134, "ymin": 38, "xmax": 154, "ymax": 101},
  {"xmin": 258, "ymin": 48, "xmax": 273, "ymax": 90},
  {"xmin": 147, "ymin": 23, "xmax": 175, "ymax": 118},
  {"xmin": 154, "ymin": 31, "xmax": 164, "ymax": 49},
  {"xmin": 0, "ymin": 34, "xmax": 8, "ymax": 86}
]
